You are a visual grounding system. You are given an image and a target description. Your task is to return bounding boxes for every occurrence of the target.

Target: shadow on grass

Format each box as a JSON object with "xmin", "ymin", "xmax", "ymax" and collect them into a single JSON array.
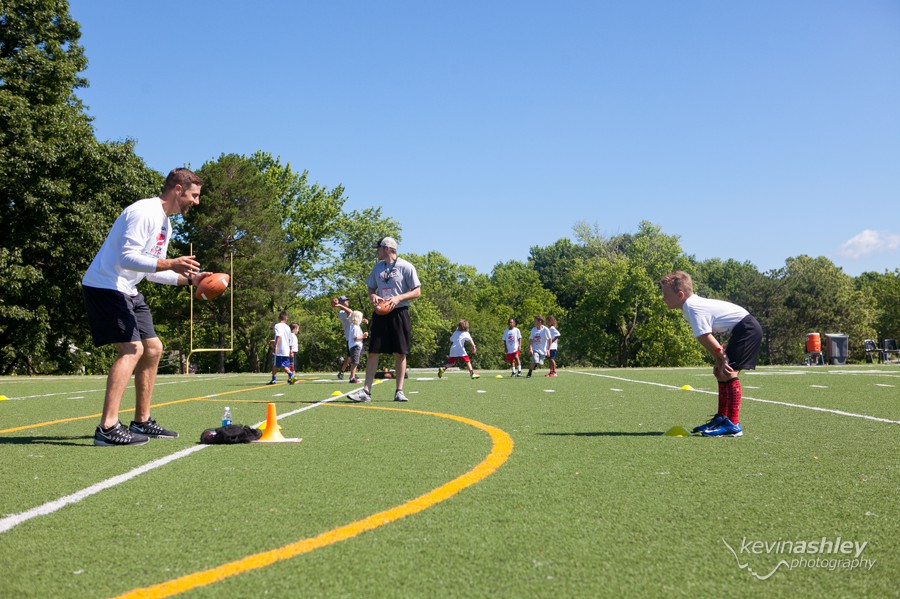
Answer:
[
  {"xmin": 0, "ymin": 435, "xmax": 93, "ymax": 446},
  {"xmin": 539, "ymin": 431, "xmax": 665, "ymax": 437}
]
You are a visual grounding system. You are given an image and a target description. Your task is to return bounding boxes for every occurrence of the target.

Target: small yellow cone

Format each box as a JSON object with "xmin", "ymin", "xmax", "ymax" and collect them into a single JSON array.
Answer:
[
  {"xmin": 665, "ymin": 426, "xmax": 691, "ymax": 437},
  {"xmin": 0, "ymin": 395, "xmax": 8, "ymax": 401},
  {"xmin": 495, "ymin": 375, "xmax": 503, "ymax": 379},
  {"xmin": 257, "ymin": 403, "xmax": 286, "ymax": 442},
  {"xmin": 680, "ymin": 385, "xmax": 694, "ymax": 391},
  {"xmin": 331, "ymin": 391, "xmax": 342, "ymax": 397}
]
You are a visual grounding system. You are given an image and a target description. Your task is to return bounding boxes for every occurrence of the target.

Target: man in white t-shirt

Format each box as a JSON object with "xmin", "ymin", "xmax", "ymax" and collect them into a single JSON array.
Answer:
[
  {"xmin": 660, "ymin": 270, "xmax": 762, "ymax": 438},
  {"xmin": 82, "ymin": 168, "xmax": 208, "ymax": 446},
  {"xmin": 268, "ymin": 312, "xmax": 295, "ymax": 385}
]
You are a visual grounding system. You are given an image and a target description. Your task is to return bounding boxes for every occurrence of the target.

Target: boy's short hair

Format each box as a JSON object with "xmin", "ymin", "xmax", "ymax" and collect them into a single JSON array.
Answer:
[
  {"xmin": 458, "ymin": 319, "xmax": 469, "ymax": 332},
  {"xmin": 534, "ymin": 315, "xmax": 544, "ymax": 324},
  {"xmin": 290, "ymin": 322, "xmax": 299, "ymax": 331},
  {"xmin": 279, "ymin": 311, "xmax": 288, "ymax": 321},
  {"xmin": 659, "ymin": 271, "xmax": 694, "ymax": 295},
  {"xmin": 350, "ymin": 310, "xmax": 364, "ymax": 325}
]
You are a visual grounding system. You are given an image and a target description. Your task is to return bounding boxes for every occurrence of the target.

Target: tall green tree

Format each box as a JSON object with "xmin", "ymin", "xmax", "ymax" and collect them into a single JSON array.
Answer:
[
  {"xmin": 249, "ymin": 151, "xmax": 346, "ymax": 293},
  {"xmin": 766, "ymin": 256, "xmax": 875, "ymax": 364},
  {"xmin": 0, "ymin": 0, "xmax": 159, "ymax": 374}
]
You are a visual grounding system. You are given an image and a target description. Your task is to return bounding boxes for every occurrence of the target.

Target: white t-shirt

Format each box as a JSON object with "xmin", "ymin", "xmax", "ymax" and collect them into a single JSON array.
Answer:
[
  {"xmin": 449, "ymin": 331, "xmax": 473, "ymax": 357},
  {"xmin": 682, "ymin": 294, "xmax": 750, "ymax": 337},
  {"xmin": 82, "ymin": 197, "xmax": 180, "ymax": 294},
  {"xmin": 503, "ymin": 327, "xmax": 522, "ymax": 353},
  {"xmin": 366, "ymin": 257, "xmax": 421, "ymax": 308},
  {"xmin": 530, "ymin": 326, "xmax": 552, "ymax": 355},
  {"xmin": 548, "ymin": 326, "xmax": 560, "ymax": 350},
  {"xmin": 347, "ymin": 324, "xmax": 364, "ymax": 349},
  {"xmin": 273, "ymin": 322, "xmax": 292, "ymax": 357},
  {"xmin": 338, "ymin": 310, "xmax": 353, "ymax": 335},
  {"xmin": 290, "ymin": 332, "xmax": 298, "ymax": 353}
]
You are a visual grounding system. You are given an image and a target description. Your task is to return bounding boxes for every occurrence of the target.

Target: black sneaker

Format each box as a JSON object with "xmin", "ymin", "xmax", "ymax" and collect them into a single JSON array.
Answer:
[
  {"xmin": 337, "ymin": 371, "xmax": 345, "ymax": 380},
  {"xmin": 94, "ymin": 422, "xmax": 150, "ymax": 446},
  {"xmin": 266, "ymin": 379, "xmax": 277, "ymax": 385},
  {"xmin": 129, "ymin": 418, "xmax": 179, "ymax": 439}
]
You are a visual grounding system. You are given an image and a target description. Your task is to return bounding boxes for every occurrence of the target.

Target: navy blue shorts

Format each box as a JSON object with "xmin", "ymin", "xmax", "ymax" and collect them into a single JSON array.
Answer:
[
  {"xmin": 368, "ymin": 307, "xmax": 411, "ymax": 355},
  {"xmin": 83, "ymin": 286, "xmax": 157, "ymax": 346},
  {"xmin": 726, "ymin": 314, "xmax": 763, "ymax": 371},
  {"xmin": 274, "ymin": 355, "xmax": 292, "ymax": 368}
]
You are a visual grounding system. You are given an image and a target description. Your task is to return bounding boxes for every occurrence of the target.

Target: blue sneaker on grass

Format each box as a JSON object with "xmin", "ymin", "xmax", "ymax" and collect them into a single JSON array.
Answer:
[
  {"xmin": 701, "ymin": 417, "xmax": 743, "ymax": 437},
  {"xmin": 691, "ymin": 414, "xmax": 725, "ymax": 435}
]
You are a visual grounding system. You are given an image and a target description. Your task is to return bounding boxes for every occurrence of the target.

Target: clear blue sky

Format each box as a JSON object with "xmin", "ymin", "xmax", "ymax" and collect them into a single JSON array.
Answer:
[{"xmin": 70, "ymin": 0, "xmax": 900, "ymax": 276}]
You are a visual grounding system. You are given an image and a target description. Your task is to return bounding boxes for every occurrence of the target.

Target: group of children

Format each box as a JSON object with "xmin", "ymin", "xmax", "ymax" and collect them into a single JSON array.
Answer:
[
  {"xmin": 280, "ymin": 268, "xmax": 760, "ymax": 439},
  {"xmin": 438, "ymin": 315, "xmax": 561, "ymax": 379}
]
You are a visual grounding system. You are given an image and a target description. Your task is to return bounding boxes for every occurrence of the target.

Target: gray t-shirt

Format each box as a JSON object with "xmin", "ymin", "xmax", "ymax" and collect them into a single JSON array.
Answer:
[{"xmin": 365, "ymin": 257, "xmax": 421, "ymax": 308}]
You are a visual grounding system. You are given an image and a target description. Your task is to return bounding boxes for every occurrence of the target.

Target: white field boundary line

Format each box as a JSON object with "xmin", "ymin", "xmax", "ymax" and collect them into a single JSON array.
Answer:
[
  {"xmin": 0, "ymin": 375, "xmax": 240, "ymax": 401},
  {"xmin": 0, "ymin": 390, "xmax": 351, "ymax": 535},
  {"xmin": 569, "ymin": 370, "xmax": 900, "ymax": 425}
]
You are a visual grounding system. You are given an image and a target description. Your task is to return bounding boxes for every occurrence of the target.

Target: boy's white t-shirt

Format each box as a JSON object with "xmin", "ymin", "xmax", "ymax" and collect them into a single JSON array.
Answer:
[
  {"xmin": 530, "ymin": 326, "xmax": 552, "ymax": 355},
  {"xmin": 503, "ymin": 327, "xmax": 522, "ymax": 353},
  {"xmin": 449, "ymin": 331, "xmax": 473, "ymax": 357},
  {"xmin": 338, "ymin": 310, "xmax": 353, "ymax": 335},
  {"xmin": 347, "ymin": 324, "xmax": 363, "ymax": 349},
  {"xmin": 548, "ymin": 326, "xmax": 560, "ymax": 350},
  {"xmin": 682, "ymin": 294, "xmax": 749, "ymax": 337},
  {"xmin": 290, "ymin": 332, "xmax": 298, "ymax": 354},
  {"xmin": 273, "ymin": 322, "xmax": 292, "ymax": 356}
]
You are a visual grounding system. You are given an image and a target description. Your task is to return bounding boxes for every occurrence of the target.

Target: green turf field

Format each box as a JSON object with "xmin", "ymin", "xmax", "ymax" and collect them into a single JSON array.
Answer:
[{"xmin": 0, "ymin": 365, "xmax": 897, "ymax": 598}]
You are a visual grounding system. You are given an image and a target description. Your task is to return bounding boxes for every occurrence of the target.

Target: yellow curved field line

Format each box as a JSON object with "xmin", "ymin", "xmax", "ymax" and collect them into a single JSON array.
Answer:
[{"xmin": 113, "ymin": 406, "xmax": 514, "ymax": 599}]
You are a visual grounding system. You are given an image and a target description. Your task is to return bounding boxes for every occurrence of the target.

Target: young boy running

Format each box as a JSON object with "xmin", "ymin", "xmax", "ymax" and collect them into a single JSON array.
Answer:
[
  {"xmin": 438, "ymin": 320, "xmax": 479, "ymax": 379},
  {"xmin": 526, "ymin": 315, "xmax": 552, "ymax": 378},
  {"xmin": 660, "ymin": 271, "xmax": 762, "ymax": 437},
  {"xmin": 546, "ymin": 315, "xmax": 560, "ymax": 377}
]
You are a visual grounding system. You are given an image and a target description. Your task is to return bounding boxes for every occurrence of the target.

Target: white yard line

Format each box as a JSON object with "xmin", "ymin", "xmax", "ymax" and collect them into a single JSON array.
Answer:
[
  {"xmin": 0, "ymin": 375, "xmax": 238, "ymax": 401},
  {"xmin": 569, "ymin": 370, "xmax": 900, "ymax": 425},
  {"xmin": 0, "ymin": 392, "xmax": 346, "ymax": 535}
]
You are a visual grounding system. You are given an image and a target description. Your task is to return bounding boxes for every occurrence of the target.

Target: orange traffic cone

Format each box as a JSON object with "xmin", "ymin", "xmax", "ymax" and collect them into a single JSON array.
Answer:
[{"xmin": 257, "ymin": 403, "xmax": 287, "ymax": 442}]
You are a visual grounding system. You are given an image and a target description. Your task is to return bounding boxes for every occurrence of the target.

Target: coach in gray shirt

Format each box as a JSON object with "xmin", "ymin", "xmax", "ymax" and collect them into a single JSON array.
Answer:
[{"xmin": 349, "ymin": 237, "xmax": 421, "ymax": 403}]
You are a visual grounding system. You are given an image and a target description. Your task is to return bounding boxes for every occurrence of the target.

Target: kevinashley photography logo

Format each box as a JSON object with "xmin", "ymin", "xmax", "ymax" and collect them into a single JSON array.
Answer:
[{"xmin": 723, "ymin": 536, "xmax": 877, "ymax": 580}]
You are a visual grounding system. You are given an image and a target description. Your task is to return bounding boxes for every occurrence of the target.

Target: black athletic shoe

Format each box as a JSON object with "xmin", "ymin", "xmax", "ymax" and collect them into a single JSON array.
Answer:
[
  {"xmin": 94, "ymin": 422, "xmax": 150, "ymax": 446},
  {"xmin": 129, "ymin": 418, "xmax": 179, "ymax": 439}
]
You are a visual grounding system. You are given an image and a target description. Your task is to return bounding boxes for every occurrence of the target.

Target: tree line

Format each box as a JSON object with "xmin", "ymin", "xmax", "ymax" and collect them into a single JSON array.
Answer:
[{"xmin": 2, "ymin": 1, "xmax": 898, "ymax": 375}]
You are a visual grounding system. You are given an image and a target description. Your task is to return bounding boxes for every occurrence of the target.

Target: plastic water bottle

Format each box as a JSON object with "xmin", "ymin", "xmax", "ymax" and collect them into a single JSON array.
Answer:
[{"xmin": 222, "ymin": 406, "xmax": 232, "ymax": 427}]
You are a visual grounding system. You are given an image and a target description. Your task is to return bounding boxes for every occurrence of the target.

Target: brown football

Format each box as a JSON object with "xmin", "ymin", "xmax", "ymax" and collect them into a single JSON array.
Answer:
[
  {"xmin": 374, "ymin": 299, "xmax": 393, "ymax": 316},
  {"xmin": 195, "ymin": 273, "xmax": 230, "ymax": 300}
]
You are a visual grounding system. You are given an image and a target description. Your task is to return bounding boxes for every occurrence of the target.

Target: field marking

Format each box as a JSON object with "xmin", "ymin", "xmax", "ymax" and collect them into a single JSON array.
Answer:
[
  {"xmin": 0, "ymin": 384, "xmax": 343, "ymax": 534},
  {"xmin": 569, "ymin": 370, "xmax": 900, "ymax": 425},
  {"xmin": 0, "ymin": 375, "xmax": 238, "ymax": 401},
  {"xmin": 113, "ymin": 407, "xmax": 514, "ymax": 599},
  {"xmin": 0, "ymin": 382, "xmax": 283, "ymax": 434}
]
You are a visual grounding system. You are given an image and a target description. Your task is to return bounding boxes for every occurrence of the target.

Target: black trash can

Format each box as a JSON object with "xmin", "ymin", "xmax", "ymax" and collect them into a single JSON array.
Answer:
[{"xmin": 825, "ymin": 334, "xmax": 849, "ymax": 365}]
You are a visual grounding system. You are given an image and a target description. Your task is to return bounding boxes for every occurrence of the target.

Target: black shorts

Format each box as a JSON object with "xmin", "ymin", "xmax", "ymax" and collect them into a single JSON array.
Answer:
[
  {"xmin": 82, "ymin": 285, "xmax": 157, "ymax": 346},
  {"xmin": 368, "ymin": 306, "xmax": 411, "ymax": 355},
  {"xmin": 726, "ymin": 314, "xmax": 763, "ymax": 371}
]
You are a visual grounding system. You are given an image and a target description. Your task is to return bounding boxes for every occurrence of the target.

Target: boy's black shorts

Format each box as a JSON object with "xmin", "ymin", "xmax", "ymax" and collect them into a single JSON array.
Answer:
[
  {"xmin": 368, "ymin": 307, "xmax": 411, "ymax": 355},
  {"xmin": 726, "ymin": 314, "xmax": 763, "ymax": 371}
]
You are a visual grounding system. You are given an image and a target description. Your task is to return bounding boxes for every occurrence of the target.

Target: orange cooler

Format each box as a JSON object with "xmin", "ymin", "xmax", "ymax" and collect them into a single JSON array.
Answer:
[{"xmin": 806, "ymin": 333, "xmax": 821, "ymax": 353}]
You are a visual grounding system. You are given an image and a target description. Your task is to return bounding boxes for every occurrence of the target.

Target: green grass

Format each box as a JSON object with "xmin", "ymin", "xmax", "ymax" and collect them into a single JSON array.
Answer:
[{"xmin": 0, "ymin": 365, "xmax": 898, "ymax": 598}]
